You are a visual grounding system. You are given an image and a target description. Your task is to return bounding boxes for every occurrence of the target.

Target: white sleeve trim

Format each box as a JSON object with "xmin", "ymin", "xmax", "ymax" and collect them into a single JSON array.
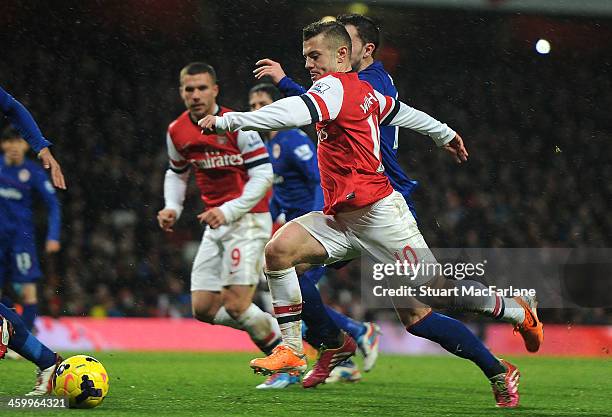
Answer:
[{"xmin": 163, "ymin": 169, "xmax": 189, "ymax": 219}]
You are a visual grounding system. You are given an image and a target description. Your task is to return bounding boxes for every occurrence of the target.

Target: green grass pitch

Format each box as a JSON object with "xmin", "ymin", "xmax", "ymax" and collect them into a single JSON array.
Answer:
[{"xmin": 0, "ymin": 352, "xmax": 609, "ymax": 416}]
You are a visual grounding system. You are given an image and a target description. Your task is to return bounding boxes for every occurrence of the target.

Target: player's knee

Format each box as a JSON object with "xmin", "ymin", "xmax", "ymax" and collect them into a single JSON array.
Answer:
[
  {"xmin": 264, "ymin": 239, "xmax": 293, "ymax": 270},
  {"xmin": 223, "ymin": 299, "xmax": 249, "ymax": 319},
  {"xmin": 191, "ymin": 303, "xmax": 217, "ymax": 323},
  {"xmin": 401, "ymin": 307, "xmax": 432, "ymax": 327},
  {"xmin": 222, "ymin": 289, "xmax": 251, "ymax": 318}
]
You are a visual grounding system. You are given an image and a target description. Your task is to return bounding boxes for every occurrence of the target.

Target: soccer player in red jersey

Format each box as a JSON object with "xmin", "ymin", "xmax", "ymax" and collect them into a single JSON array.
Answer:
[
  {"xmin": 158, "ymin": 62, "xmax": 281, "ymax": 354},
  {"xmin": 200, "ymin": 22, "xmax": 542, "ymax": 399}
]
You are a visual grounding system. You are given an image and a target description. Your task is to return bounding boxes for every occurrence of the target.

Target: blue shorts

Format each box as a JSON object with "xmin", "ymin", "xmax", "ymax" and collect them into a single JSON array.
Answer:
[{"xmin": 0, "ymin": 229, "xmax": 41, "ymax": 285}]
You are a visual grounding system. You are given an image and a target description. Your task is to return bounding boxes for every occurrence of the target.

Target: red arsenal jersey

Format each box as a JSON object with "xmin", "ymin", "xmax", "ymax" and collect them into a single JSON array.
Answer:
[
  {"xmin": 166, "ymin": 106, "xmax": 269, "ymax": 212},
  {"xmin": 300, "ymin": 72, "xmax": 394, "ymax": 214}
]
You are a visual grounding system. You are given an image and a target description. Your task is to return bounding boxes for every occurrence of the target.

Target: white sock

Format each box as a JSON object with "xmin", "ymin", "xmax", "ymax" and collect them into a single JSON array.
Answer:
[
  {"xmin": 237, "ymin": 304, "xmax": 281, "ymax": 351},
  {"xmin": 499, "ymin": 297, "xmax": 526, "ymax": 324},
  {"xmin": 447, "ymin": 280, "xmax": 526, "ymax": 324},
  {"xmin": 213, "ymin": 307, "xmax": 243, "ymax": 330},
  {"xmin": 265, "ymin": 267, "xmax": 303, "ymax": 353}
]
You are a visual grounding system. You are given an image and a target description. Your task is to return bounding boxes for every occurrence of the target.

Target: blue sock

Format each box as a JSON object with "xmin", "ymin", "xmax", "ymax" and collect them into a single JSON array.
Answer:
[
  {"xmin": 324, "ymin": 307, "xmax": 367, "ymax": 341},
  {"xmin": 408, "ymin": 312, "xmax": 505, "ymax": 378},
  {"xmin": 0, "ymin": 303, "xmax": 56, "ymax": 369},
  {"xmin": 298, "ymin": 271, "xmax": 341, "ymax": 348},
  {"xmin": 22, "ymin": 303, "xmax": 38, "ymax": 332},
  {"xmin": 301, "ymin": 266, "xmax": 367, "ymax": 342}
]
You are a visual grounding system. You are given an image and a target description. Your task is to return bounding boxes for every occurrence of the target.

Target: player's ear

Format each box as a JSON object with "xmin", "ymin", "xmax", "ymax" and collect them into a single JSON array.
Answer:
[
  {"xmin": 212, "ymin": 83, "xmax": 219, "ymax": 99},
  {"xmin": 337, "ymin": 45, "xmax": 350, "ymax": 63},
  {"xmin": 364, "ymin": 42, "xmax": 376, "ymax": 59}
]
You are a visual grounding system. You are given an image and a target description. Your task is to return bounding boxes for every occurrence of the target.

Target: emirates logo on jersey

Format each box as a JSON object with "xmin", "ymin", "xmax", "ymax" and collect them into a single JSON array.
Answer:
[{"xmin": 192, "ymin": 152, "xmax": 244, "ymax": 169}]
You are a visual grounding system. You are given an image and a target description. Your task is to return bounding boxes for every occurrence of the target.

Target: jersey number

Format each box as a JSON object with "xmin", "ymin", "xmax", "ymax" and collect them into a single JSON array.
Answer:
[
  {"xmin": 15, "ymin": 253, "xmax": 32, "ymax": 275},
  {"xmin": 230, "ymin": 248, "xmax": 241, "ymax": 267},
  {"xmin": 366, "ymin": 114, "xmax": 381, "ymax": 161}
]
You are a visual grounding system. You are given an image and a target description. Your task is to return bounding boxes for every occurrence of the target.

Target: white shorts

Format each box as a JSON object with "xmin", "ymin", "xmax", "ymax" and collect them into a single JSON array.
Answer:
[
  {"xmin": 292, "ymin": 191, "xmax": 437, "ymax": 286},
  {"xmin": 191, "ymin": 212, "xmax": 272, "ymax": 292}
]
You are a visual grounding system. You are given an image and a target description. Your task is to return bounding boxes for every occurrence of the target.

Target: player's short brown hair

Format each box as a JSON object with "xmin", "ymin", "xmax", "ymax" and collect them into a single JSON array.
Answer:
[
  {"xmin": 302, "ymin": 21, "xmax": 352, "ymax": 56},
  {"xmin": 249, "ymin": 83, "xmax": 282, "ymax": 102},
  {"xmin": 337, "ymin": 14, "xmax": 380, "ymax": 52},
  {"xmin": 0, "ymin": 126, "xmax": 21, "ymax": 142},
  {"xmin": 179, "ymin": 62, "xmax": 217, "ymax": 84}
]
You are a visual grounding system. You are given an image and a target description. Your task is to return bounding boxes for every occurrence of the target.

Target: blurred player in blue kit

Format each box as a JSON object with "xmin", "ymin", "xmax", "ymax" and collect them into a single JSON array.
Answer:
[
  {"xmin": 1, "ymin": 125, "xmax": 61, "ymax": 333},
  {"xmin": 249, "ymin": 83, "xmax": 380, "ymax": 389},
  {"xmin": 0, "ymin": 85, "xmax": 64, "ymax": 395}
]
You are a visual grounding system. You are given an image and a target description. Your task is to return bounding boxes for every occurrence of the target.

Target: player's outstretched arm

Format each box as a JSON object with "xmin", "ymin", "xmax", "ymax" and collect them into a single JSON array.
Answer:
[
  {"xmin": 253, "ymin": 59, "xmax": 307, "ymax": 97},
  {"xmin": 0, "ymin": 86, "xmax": 66, "ymax": 189},
  {"xmin": 198, "ymin": 96, "xmax": 313, "ymax": 134},
  {"xmin": 377, "ymin": 91, "xmax": 468, "ymax": 163}
]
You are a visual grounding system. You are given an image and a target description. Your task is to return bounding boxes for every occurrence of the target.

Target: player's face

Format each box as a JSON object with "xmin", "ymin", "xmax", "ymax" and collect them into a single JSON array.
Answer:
[
  {"xmin": 345, "ymin": 24, "xmax": 367, "ymax": 70},
  {"xmin": 303, "ymin": 34, "xmax": 347, "ymax": 82},
  {"xmin": 1, "ymin": 138, "xmax": 29, "ymax": 164},
  {"xmin": 180, "ymin": 72, "xmax": 219, "ymax": 120},
  {"xmin": 249, "ymin": 91, "xmax": 274, "ymax": 111}
]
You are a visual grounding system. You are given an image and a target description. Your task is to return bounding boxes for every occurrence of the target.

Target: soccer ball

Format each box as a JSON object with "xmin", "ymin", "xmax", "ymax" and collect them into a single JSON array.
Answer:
[{"xmin": 53, "ymin": 355, "xmax": 109, "ymax": 408}]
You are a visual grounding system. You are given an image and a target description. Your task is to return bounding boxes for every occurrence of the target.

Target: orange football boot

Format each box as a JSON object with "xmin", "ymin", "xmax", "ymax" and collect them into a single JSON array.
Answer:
[
  {"xmin": 250, "ymin": 345, "xmax": 307, "ymax": 376},
  {"xmin": 513, "ymin": 296, "xmax": 544, "ymax": 353}
]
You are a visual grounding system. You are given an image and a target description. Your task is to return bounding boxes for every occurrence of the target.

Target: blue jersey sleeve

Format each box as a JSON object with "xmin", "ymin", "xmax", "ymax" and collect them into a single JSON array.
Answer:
[
  {"xmin": 288, "ymin": 133, "xmax": 324, "ymax": 211},
  {"xmin": 31, "ymin": 165, "xmax": 61, "ymax": 241},
  {"xmin": 0, "ymin": 86, "xmax": 52, "ymax": 153},
  {"xmin": 358, "ymin": 72, "xmax": 385, "ymax": 95},
  {"xmin": 277, "ymin": 76, "xmax": 307, "ymax": 97}
]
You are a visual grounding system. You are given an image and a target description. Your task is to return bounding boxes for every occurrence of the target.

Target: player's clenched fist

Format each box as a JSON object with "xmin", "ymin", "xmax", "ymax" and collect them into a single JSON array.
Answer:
[
  {"xmin": 198, "ymin": 115, "xmax": 218, "ymax": 134},
  {"xmin": 197, "ymin": 207, "xmax": 226, "ymax": 229},
  {"xmin": 157, "ymin": 208, "xmax": 178, "ymax": 232},
  {"xmin": 253, "ymin": 59, "xmax": 287, "ymax": 84}
]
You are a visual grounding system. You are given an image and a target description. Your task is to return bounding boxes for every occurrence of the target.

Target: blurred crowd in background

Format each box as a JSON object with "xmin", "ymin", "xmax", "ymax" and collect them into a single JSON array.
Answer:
[{"xmin": 1, "ymin": 2, "xmax": 610, "ymax": 325}]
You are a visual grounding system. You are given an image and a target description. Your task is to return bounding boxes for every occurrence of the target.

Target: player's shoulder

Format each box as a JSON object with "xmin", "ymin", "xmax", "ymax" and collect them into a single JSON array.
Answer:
[
  {"xmin": 218, "ymin": 105, "xmax": 234, "ymax": 116},
  {"xmin": 310, "ymin": 73, "xmax": 345, "ymax": 94},
  {"xmin": 359, "ymin": 61, "xmax": 396, "ymax": 95},
  {"xmin": 168, "ymin": 110, "xmax": 191, "ymax": 133}
]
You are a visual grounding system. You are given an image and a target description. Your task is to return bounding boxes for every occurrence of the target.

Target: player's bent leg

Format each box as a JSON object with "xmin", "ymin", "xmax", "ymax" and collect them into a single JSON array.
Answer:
[
  {"xmin": 252, "ymin": 213, "xmax": 359, "ymax": 376},
  {"xmin": 223, "ymin": 285, "xmax": 281, "ymax": 354},
  {"xmin": 263, "ymin": 221, "xmax": 329, "ymax": 353},
  {"xmin": 398, "ymin": 306, "xmax": 507, "ymax": 382},
  {"xmin": 0, "ymin": 303, "xmax": 62, "ymax": 395},
  {"xmin": 191, "ymin": 290, "xmax": 224, "ymax": 324},
  {"xmin": 417, "ymin": 275, "xmax": 543, "ymax": 353},
  {"xmin": 20, "ymin": 283, "xmax": 39, "ymax": 333},
  {"xmin": 264, "ymin": 221, "xmax": 328, "ymax": 270},
  {"xmin": 298, "ymin": 271, "xmax": 344, "ymax": 349},
  {"xmin": 356, "ymin": 192, "xmax": 542, "ymax": 353}
]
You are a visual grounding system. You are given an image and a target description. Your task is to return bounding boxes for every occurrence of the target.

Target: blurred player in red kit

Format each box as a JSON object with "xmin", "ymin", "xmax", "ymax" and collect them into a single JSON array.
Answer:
[{"xmin": 158, "ymin": 62, "xmax": 281, "ymax": 354}]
